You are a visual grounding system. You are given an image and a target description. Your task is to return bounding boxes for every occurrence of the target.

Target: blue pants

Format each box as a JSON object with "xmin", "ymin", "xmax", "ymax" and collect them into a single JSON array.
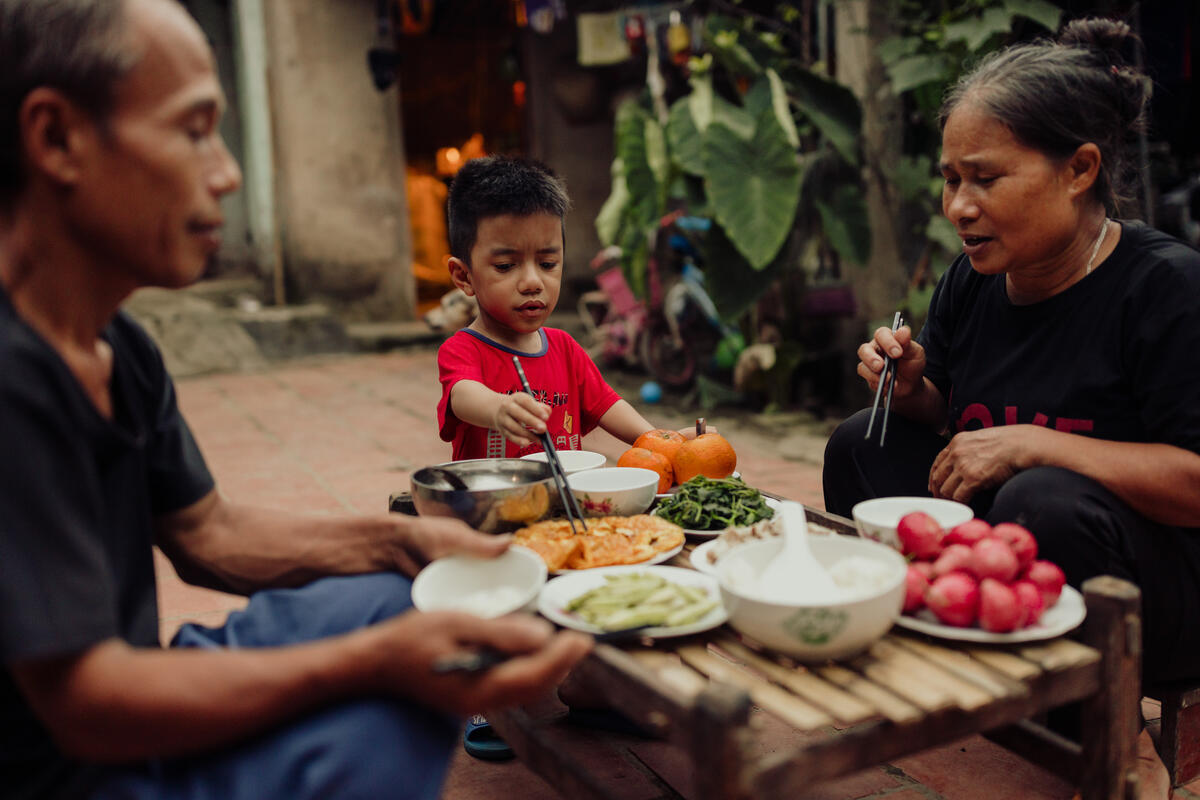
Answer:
[
  {"xmin": 824, "ymin": 408, "xmax": 1200, "ymax": 687},
  {"xmin": 89, "ymin": 573, "xmax": 458, "ymax": 800}
]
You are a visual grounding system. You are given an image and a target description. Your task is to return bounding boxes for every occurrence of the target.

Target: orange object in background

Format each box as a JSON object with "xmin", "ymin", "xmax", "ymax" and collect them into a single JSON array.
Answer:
[
  {"xmin": 672, "ymin": 433, "xmax": 737, "ymax": 483},
  {"xmin": 617, "ymin": 447, "xmax": 673, "ymax": 493},
  {"xmin": 633, "ymin": 429, "xmax": 685, "ymax": 466}
]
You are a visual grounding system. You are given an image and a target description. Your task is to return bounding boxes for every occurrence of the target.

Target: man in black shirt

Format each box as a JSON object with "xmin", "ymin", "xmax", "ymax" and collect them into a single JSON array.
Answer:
[{"xmin": 0, "ymin": 1, "xmax": 590, "ymax": 797}]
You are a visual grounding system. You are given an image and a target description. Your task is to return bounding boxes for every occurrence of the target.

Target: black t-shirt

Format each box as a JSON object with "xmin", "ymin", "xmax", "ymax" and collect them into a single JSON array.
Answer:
[
  {"xmin": 0, "ymin": 288, "xmax": 214, "ymax": 798},
  {"xmin": 918, "ymin": 220, "xmax": 1200, "ymax": 455}
]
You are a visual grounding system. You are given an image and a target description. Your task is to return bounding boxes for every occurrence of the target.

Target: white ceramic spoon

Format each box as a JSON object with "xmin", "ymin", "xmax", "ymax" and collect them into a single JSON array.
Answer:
[{"xmin": 757, "ymin": 501, "xmax": 842, "ymax": 602}]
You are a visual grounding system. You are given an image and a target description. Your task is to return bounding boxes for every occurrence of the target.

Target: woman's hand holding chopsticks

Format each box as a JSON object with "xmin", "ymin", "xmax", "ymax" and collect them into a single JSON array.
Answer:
[{"xmin": 857, "ymin": 322, "xmax": 925, "ymax": 401}]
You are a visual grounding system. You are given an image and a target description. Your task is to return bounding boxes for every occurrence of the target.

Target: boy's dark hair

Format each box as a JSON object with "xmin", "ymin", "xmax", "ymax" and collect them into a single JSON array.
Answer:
[
  {"xmin": 447, "ymin": 155, "xmax": 570, "ymax": 265},
  {"xmin": 0, "ymin": 0, "xmax": 138, "ymax": 207}
]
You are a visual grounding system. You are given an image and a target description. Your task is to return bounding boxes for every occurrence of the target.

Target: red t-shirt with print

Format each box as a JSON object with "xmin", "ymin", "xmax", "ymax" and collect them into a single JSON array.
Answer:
[{"xmin": 436, "ymin": 327, "xmax": 621, "ymax": 461}]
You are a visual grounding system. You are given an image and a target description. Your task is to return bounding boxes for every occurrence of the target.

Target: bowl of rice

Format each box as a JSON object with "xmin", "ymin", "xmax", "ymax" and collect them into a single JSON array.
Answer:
[
  {"xmin": 716, "ymin": 533, "xmax": 906, "ymax": 661},
  {"xmin": 412, "ymin": 545, "xmax": 547, "ymax": 618}
]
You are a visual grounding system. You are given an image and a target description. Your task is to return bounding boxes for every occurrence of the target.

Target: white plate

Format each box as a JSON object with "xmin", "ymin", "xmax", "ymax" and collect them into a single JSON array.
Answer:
[
  {"xmin": 653, "ymin": 496, "xmax": 780, "ymax": 539},
  {"xmin": 539, "ymin": 565, "xmax": 727, "ymax": 638},
  {"xmin": 893, "ymin": 585, "xmax": 1086, "ymax": 643},
  {"xmin": 550, "ymin": 540, "xmax": 684, "ymax": 576},
  {"xmin": 689, "ymin": 540, "xmax": 720, "ymax": 575}
]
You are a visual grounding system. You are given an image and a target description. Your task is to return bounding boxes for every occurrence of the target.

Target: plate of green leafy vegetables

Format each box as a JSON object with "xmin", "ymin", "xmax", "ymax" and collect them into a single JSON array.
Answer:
[{"xmin": 652, "ymin": 476, "xmax": 778, "ymax": 538}]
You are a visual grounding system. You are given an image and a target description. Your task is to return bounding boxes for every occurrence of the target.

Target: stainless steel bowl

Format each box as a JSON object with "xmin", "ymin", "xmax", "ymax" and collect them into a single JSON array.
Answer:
[{"xmin": 410, "ymin": 458, "xmax": 556, "ymax": 533}]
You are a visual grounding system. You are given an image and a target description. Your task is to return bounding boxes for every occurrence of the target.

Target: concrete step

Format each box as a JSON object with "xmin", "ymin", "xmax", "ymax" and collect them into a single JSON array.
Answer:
[
  {"xmin": 125, "ymin": 287, "xmax": 355, "ymax": 377},
  {"xmin": 346, "ymin": 321, "xmax": 446, "ymax": 351}
]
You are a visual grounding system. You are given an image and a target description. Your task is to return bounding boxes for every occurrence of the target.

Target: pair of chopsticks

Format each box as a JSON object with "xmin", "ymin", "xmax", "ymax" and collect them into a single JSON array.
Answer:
[
  {"xmin": 432, "ymin": 625, "xmax": 654, "ymax": 674},
  {"xmin": 865, "ymin": 311, "xmax": 903, "ymax": 447},
  {"xmin": 511, "ymin": 356, "xmax": 587, "ymax": 534}
]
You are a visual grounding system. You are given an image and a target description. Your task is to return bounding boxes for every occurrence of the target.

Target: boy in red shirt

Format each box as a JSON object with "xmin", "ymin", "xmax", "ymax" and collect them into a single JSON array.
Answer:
[{"xmin": 437, "ymin": 156, "xmax": 689, "ymax": 459}]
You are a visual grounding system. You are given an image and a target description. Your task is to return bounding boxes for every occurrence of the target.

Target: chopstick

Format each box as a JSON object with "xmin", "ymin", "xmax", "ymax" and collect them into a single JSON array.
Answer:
[
  {"xmin": 865, "ymin": 311, "xmax": 903, "ymax": 446},
  {"xmin": 511, "ymin": 356, "xmax": 587, "ymax": 534},
  {"xmin": 431, "ymin": 626, "xmax": 655, "ymax": 674}
]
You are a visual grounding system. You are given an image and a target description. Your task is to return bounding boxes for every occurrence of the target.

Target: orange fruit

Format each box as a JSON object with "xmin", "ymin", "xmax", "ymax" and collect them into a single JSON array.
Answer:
[
  {"xmin": 672, "ymin": 433, "xmax": 737, "ymax": 483},
  {"xmin": 633, "ymin": 429, "xmax": 686, "ymax": 467},
  {"xmin": 617, "ymin": 447, "xmax": 673, "ymax": 493}
]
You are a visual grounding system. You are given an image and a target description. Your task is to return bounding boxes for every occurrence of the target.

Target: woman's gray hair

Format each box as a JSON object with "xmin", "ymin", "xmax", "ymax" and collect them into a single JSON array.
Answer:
[
  {"xmin": 0, "ymin": 0, "xmax": 139, "ymax": 205},
  {"xmin": 939, "ymin": 18, "xmax": 1152, "ymax": 216}
]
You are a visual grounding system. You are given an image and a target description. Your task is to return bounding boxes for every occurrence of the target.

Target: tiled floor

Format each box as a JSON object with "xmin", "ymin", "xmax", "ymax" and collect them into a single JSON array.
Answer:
[{"xmin": 162, "ymin": 349, "xmax": 1199, "ymax": 799}]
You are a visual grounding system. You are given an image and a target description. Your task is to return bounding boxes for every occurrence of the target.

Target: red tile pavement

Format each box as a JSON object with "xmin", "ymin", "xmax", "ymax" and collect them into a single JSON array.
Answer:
[{"xmin": 160, "ymin": 349, "xmax": 1135, "ymax": 800}]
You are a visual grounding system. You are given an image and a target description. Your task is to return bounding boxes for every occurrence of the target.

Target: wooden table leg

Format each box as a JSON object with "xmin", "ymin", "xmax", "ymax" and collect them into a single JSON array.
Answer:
[
  {"xmin": 690, "ymin": 682, "xmax": 752, "ymax": 800},
  {"xmin": 1078, "ymin": 576, "xmax": 1141, "ymax": 800}
]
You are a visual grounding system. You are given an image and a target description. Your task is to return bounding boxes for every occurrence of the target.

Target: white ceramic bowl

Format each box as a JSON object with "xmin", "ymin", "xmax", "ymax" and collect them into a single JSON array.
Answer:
[
  {"xmin": 716, "ymin": 534, "xmax": 907, "ymax": 662},
  {"xmin": 566, "ymin": 467, "xmax": 659, "ymax": 517},
  {"xmin": 411, "ymin": 545, "xmax": 547, "ymax": 618},
  {"xmin": 851, "ymin": 496, "xmax": 974, "ymax": 550},
  {"xmin": 520, "ymin": 449, "xmax": 608, "ymax": 474}
]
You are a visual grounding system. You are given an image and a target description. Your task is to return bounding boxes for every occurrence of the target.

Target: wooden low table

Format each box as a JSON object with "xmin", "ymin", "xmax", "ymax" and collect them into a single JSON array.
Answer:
[{"xmin": 487, "ymin": 508, "xmax": 1143, "ymax": 800}]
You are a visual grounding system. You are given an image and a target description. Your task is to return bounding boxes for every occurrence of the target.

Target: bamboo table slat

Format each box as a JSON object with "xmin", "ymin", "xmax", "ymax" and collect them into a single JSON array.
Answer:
[{"xmin": 481, "ymin": 507, "xmax": 1143, "ymax": 800}]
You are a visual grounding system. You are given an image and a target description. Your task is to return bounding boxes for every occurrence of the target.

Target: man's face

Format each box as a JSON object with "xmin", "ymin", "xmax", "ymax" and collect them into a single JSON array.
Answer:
[{"xmin": 69, "ymin": 0, "xmax": 241, "ymax": 289}]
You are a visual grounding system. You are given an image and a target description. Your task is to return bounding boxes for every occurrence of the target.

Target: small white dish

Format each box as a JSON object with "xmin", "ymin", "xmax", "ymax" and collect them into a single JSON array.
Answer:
[
  {"xmin": 894, "ymin": 585, "xmax": 1086, "ymax": 643},
  {"xmin": 539, "ymin": 565, "xmax": 727, "ymax": 638},
  {"xmin": 567, "ymin": 467, "xmax": 659, "ymax": 516},
  {"xmin": 412, "ymin": 545, "xmax": 546, "ymax": 618},
  {"xmin": 689, "ymin": 540, "xmax": 720, "ymax": 575},
  {"xmin": 520, "ymin": 449, "xmax": 607, "ymax": 475},
  {"xmin": 851, "ymin": 496, "xmax": 974, "ymax": 550}
]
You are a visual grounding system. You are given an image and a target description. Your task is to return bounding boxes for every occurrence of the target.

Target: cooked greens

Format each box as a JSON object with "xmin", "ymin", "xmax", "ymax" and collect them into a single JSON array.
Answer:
[
  {"xmin": 653, "ymin": 476, "xmax": 775, "ymax": 531},
  {"xmin": 567, "ymin": 572, "xmax": 718, "ymax": 631}
]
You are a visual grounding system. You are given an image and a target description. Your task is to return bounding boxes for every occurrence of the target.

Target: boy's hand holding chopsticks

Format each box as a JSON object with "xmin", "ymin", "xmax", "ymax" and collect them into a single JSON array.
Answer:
[{"xmin": 492, "ymin": 391, "xmax": 551, "ymax": 447}]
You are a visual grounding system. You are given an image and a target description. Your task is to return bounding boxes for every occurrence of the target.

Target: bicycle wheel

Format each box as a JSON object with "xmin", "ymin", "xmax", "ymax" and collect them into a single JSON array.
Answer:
[{"xmin": 639, "ymin": 315, "xmax": 695, "ymax": 387}]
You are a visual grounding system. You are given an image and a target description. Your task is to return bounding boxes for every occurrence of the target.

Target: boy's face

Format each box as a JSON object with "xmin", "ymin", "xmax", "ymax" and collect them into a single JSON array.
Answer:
[{"xmin": 449, "ymin": 211, "xmax": 563, "ymax": 345}]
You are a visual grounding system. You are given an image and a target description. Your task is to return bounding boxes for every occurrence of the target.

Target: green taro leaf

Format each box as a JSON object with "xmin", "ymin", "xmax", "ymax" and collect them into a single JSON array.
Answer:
[
  {"xmin": 892, "ymin": 155, "xmax": 934, "ymax": 204},
  {"xmin": 702, "ymin": 107, "xmax": 802, "ymax": 270},
  {"xmin": 644, "ymin": 115, "xmax": 669, "ymax": 188},
  {"xmin": 887, "ymin": 53, "xmax": 952, "ymax": 93},
  {"xmin": 668, "ymin": 96, "xmax": 706, "ymax": 176},
  {"xmin": 1004, "ymin": 0, "xmax": 1061, "ymax": 32},
  {"xmin": 814, "ymin": 182, "xmax": 871, "ymax": 266},
  {"xmin": 925, "ymin": 214, "xmax": 962, "ymax": 256},
  {"xmin": 596, "ymin": 158, "xmax": 629, "ymax": 246},
  {"xmin": 702, "ymin": 224, "xmax": 792, "ymax": 322},
  {"xmin": 615, "ymin": 100, "xmax": 662, "ymax": 229},
  {"xmin": 783, "ymin": 65, "xmax": 862, "ymax": 166},
  {"xmin": 877, "ymin": 35, "xmax": 921, "ymax": 66},
  {"xmin": 942, "ymin": 7, "xmax": 1013, "ymax": 52},
  {"xmin": 742, "ymin": 69, "xmax": 799, "ymax": 149},
  {"xmin": 711, "ymin": 93, "xmax": 755, "ymax": 141}
]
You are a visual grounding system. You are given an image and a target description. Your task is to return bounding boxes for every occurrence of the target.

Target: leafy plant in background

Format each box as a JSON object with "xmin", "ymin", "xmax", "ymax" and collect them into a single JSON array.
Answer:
[
  {"xmin": 596, "ymin": 10, "xmax": 868, "ymax": 326},
  {"xmin": 878, "ymin": 0, "xmax": 1062, "ymax": 327}
]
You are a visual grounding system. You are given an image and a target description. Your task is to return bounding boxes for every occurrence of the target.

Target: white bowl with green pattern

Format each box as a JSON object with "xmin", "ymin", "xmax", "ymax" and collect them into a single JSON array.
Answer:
[{"xmin": 716, "ymin": 533, "xmax": 906, "ymax": 662}]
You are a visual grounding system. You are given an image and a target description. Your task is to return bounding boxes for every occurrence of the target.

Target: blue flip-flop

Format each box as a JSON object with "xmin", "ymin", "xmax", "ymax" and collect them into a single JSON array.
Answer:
[{"xmin": 463, "ymin": 714, "xmax": 515, "ymax": 761}]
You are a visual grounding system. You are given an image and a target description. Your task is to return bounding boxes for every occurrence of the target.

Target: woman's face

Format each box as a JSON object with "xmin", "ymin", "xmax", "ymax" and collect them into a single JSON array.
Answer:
[{"xmin": 940, "ymin": 102, "xmax": 1082, "ymax": 278}]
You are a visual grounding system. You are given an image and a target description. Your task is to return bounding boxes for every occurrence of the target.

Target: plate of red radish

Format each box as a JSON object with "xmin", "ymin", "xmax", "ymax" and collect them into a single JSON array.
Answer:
[{"xmin": 890, "ymin": 513, "xmax": 1086, "ymax": 643}]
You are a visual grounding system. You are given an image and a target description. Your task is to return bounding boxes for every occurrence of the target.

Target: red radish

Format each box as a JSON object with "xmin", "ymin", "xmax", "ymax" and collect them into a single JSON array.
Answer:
[
  {"xmin": 1012, "ymin": 580, "xmax": 1045, "ymax": 627},
  {"xmin": 969, "ymin": 537, "xmax": 1020, "ymax": 583},
  {"xmin": 945, "ymin": 518, "xmax": 992, "ymax": 548},
  {"xmin": 911, "ymin": 560, "xmax": 936, "ymax": 581},
  {"xmin": 925, "ymin": 572, "xmax": 980, "ymax": 627},
  {"xmin": 903, "ymin": 565, "xmax": 930, "ymax": 613},
  {"xmin": 992, "ymin": 522, "xmax": 1038, "ymax": 571},
  {"xmin": 1025, "ymin": 560, "xmax": 1066, "ymax": 608},
  {"xmin": 932, "ymin": 543, "xmax": 974, "ymax": 577},
  {"xmin": 896, "ymin": 512, "xmax": 945, "ymax": 560},
  {"xmin": 979, "ymin": 578, "xmax": 1023, "ymax": 633}
]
